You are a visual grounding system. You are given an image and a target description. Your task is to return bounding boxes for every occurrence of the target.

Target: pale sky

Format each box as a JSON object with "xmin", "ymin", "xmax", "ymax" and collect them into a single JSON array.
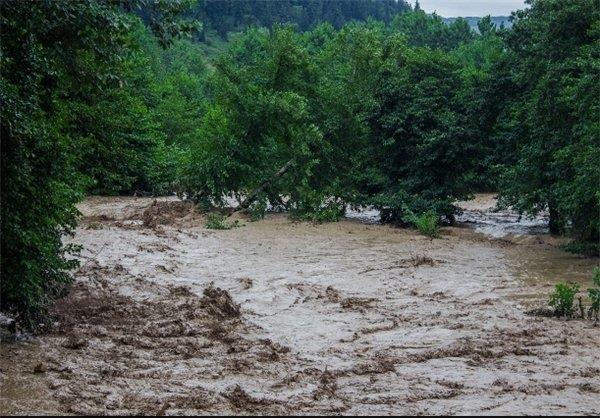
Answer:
[{"xmin": 415, "ymin": 0, "xmax": 527, "ymax": 17}]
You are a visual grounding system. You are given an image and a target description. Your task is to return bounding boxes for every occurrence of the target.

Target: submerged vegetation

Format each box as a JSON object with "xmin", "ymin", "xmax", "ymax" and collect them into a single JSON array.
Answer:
[
  {"xmin": 545, "ymin": 268, "xmax": 600, "ymax": 322},
  {"xmin": 1, "ymin": 0, "xmax": 599, "ymax": 322},
  {"xmin": 413, "ymin": 211, "xmax": 441, "ymax": 239},
  {"xmin": 549, "ymin": 283, "xmax": 580, "ymax": 319},
  {"xmin": 588, "ymin": 268, "xmax": 600, "ymax": 322}
]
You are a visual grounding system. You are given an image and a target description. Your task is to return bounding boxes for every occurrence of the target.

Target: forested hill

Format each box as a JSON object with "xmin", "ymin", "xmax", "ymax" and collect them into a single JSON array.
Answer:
[
  {"xmin": 189, "ymin": 0, "xmax": 411, "ymax": 39},
  {"xmin": 443, "ymin": 16, "xmax": 512, "ymax": 31}
]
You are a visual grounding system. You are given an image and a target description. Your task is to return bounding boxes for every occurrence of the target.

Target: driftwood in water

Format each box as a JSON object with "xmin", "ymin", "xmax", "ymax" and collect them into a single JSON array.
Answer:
[{"xmin": 230, "ymin": 159, "xmax": 294, "ymax": 215}]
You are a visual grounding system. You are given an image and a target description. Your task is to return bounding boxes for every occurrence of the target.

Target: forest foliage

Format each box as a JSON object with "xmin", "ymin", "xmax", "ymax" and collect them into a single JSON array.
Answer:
[
  {"xmin": 0, "ymin": 0, "xmax": 199, "ymax": 321},
  {"xmin": 1, "ymin": 0, "xmax": 599, "ymax": 322},
  {"xmin": 191, "ymin": 0, "xmax": 411, "ymax": 39}
]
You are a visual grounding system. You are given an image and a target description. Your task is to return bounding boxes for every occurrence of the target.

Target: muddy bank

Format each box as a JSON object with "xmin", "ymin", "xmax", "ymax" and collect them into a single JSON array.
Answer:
[{"xmin": 1, "ymin": 196, "xmax": 599, "ymax": 415}]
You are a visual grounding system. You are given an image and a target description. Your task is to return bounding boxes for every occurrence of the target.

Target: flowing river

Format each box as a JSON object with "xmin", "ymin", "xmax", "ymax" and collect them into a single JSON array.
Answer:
[{"xmin": 1, "ymin": 194, "xmax": 598, "ymax": 415}]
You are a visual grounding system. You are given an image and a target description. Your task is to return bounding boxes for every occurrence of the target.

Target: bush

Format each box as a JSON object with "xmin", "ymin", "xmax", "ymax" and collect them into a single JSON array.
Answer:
[
  {"xmin": 204, "ymin": 213, "xmax": 240, "ymax": 230},
  {"xmin": 290, "ymin": 195, "xmax": 345, "ymax": 224},
  {"xmin": 549, "ymin": 282, "xmax": 580, "ymax": 318},
  {"xmin": 560, "ymin": 241, "xmax": 600, "ymax": 258},
  {"xmin": 399, "ymin": 207, "xmax": 441, "ymax": 238},
  {"xmin": 248, "ymin": 199, "xmax": 268, "ymax": 221},
  {"xmin": 414, "ymin": 211, "xmax": 441, "ymax": 238}
]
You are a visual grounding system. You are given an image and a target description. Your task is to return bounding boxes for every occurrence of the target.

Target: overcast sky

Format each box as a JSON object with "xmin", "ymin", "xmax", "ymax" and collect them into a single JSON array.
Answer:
[{"xmin": 414, "ymin": 0, "xmax": 526, "ymax": 17}]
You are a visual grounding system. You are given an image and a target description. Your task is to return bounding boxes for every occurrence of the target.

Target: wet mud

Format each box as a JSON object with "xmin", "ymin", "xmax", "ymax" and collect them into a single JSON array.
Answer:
[{"xmin": 1, "ymin": 195, "xmax": 599, "ymax": 415}]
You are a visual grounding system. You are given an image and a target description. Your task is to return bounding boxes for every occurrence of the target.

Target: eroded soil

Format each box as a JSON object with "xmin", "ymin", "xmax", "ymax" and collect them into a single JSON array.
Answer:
[{"xmin": 1, "ymin": 195, "xmax": 599, "ymax": 415}]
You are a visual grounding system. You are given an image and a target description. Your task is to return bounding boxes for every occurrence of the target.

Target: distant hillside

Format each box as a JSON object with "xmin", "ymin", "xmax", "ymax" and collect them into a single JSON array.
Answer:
[
  {"xmin": 443, "ymin": 16, "xmax": 512, "ymax": 31},
  {"xmin": 191, "ymin": 0, "xmax": 411, "ymax": 40}
]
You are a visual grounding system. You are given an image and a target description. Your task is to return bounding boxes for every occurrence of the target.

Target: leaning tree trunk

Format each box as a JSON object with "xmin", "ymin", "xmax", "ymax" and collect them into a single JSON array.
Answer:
[
  {"xmin": 230, "ymin": 159, "xmax": 294, "ymax": 215},
  {"xmin": 548, "ymin": 202, "xmax": 563, "ymax": 235}
]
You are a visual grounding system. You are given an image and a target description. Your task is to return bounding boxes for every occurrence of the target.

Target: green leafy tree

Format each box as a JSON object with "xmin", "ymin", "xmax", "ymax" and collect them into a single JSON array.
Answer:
[
  {"xmin": 497, "ymin": 0, "xmax": 599, "ymax": 249},
  {"xmin": 391, "ymin": 8, "xmax": 473, "ymax": 51},
  {"xmin": 195, "ymin": 0, "xmax": 410, "ymax": 36},
  {"xmin": 363, "ymin": 39, "xmax": 477, "ymax": 223},
  {"xmin": 1, "ymin": 0, "xmax": 130, "ymax": 321},
  {"xmin": 452, "ymin": 16, "xmax": 509, "ymax": 190},
  {"xmin": 137, "ymin": 26, "xmax": 208, "ymax": 195},
  {"xmin": 182, "ymin": 26, "xmax": 327, "ymax": 214},
  {"xmin": 309, "ymin": 22, "xmax": 386, "ymax": 210},
  {"xmin": 0, "ymin": 0, "xmax": 196, "ymax": 323}
]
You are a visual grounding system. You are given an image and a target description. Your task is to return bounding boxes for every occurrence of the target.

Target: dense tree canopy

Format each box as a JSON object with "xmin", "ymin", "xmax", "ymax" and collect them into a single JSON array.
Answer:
[
  {"xmin": 0, "ymin": 0, "xmax": 196, "ymax": 321},
  {"xmin": 391, "ymin": 6, "xmax": 473, "ymax": 50},
  {"xmin": 495, "ymin": 0, "xmax": 599, "ymax": 246},
  {"xmin": 192, "ymin": 0, "xmax": 410, "ymax": 39}
]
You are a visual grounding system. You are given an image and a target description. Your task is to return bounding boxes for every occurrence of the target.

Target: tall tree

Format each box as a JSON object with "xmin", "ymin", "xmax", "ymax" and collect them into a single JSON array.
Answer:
[
  {"xmin": 0, "ymin": 0, "xmax": 196, "ymax": 322},
  {"xmin": 497, "ymin": 0, "xmax": 599, "ymax": 247}
]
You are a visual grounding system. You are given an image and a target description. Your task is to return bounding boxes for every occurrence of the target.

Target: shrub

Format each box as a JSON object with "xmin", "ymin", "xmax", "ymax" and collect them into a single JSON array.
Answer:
[
  {"xmin": 413, "ymin": 211, "xmax": 441, "ymax": 238},
  {"xmin": 204, "ymin": 213, "xmax": 240, "ymax": 230},
  {"xmin": 560, "ymin": 241, "xmax": 600, "ymax": 258},
  {"xmin": 549, "ymin": 282, "xmax": 580, "ymax": 318},
  {"xmin": 248, "ymin": 199, "xmax": 268, "ymax": 221},
  {"xmin": 401, "ymin": 207, "xmax": 441, "ymax": 238},
  {"xmin": 588, "ymin": 267, "xmax": 600, "ymax": 322},
  {"xmin": 290, "ymin": 197, "xmax": 345, "ymax": 223}
]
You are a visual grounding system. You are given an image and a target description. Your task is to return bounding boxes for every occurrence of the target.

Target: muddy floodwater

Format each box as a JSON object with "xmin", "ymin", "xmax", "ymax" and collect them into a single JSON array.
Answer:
[{"xmin": 1, "ymin": 194, "xmax": 599, "ymax": 415}]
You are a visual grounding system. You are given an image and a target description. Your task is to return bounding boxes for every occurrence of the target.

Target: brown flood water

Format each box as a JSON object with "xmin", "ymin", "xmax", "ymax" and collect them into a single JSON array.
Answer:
[{"xmin": 1, "ymin": 194, "xmax": 599, "ymax": 415}]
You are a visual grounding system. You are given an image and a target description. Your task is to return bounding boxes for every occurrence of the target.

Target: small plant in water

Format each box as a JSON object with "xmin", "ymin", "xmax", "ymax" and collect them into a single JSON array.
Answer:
[
  {"xmin": 414, "ymin": 211, "xmax": 440, "ymax": 238},
  {"xmin": 587, "ymin": 267, "xmax": 600, "ymax": 322},
  {"xmin": 549, "ymin": 282, "xmax": 580, "ymax": 318},
  {"xmin": 205, "ymin": 213, "xmax": 239, "ymax": 230}
]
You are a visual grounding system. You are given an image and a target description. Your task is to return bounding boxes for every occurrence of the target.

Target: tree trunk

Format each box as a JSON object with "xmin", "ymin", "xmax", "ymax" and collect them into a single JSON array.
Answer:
[
  {"xmin": 548, "ymin": 203, "xmax": 561, "ymax": 235},
  {"xmin": 231, "ymin": 159, "xmax": 294, "ymax": 214}
]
